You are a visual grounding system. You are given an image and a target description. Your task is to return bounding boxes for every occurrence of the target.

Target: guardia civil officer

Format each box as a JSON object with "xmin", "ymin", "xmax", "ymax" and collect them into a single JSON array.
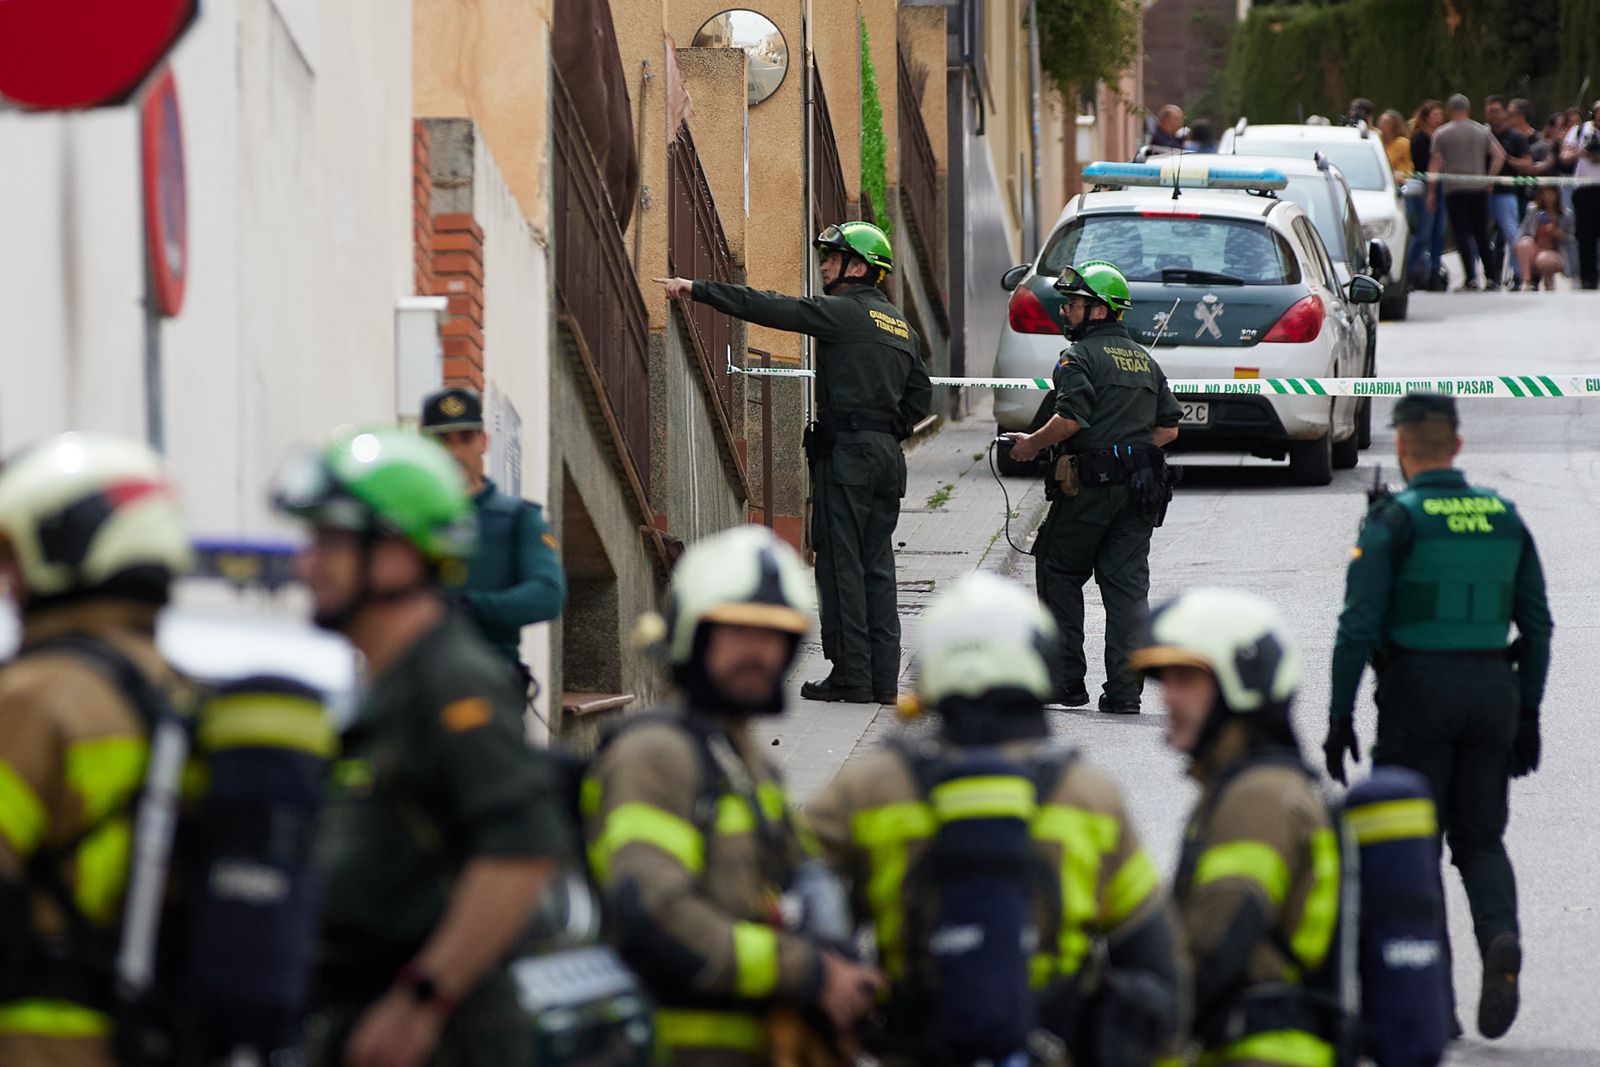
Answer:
[
  {"xmin": 275, "ymin": 428, "xmax": 574, "ymax": 1067},
  {"xmin": 655, "ymin": 222, "xmax": 933, "ymax": 704},
  {"xmin": 1324, "ymin": 393, "xmax": 1552, "ymax": 1040},
  {"xmin": 582, "ymin": 525, "xmax": 884, "ymax": 1065},
  {"xmin": 807, "ymin": 572, "xmax": 1182, "ymax": 1067},
  {"xmin": 0, "ymin": 434, "xmax": 194, "ymax": 1066},
  {"xmin": 1133, "ymin": 588, "xmax": 1340, "ymax": 1067},
  {"xmin": 420, "ymin": 386, "xmax": 566, "ymax": 690},
  {"xmin": 1005, "ymin": 261, "xmax": 1182, "ymax": 714}
]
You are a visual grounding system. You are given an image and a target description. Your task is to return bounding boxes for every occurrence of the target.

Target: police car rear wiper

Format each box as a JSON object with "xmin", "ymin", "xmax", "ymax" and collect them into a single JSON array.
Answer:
[{"xmin": 1160, "ymin": 268, "xmax": 1247, "ymax": 286}]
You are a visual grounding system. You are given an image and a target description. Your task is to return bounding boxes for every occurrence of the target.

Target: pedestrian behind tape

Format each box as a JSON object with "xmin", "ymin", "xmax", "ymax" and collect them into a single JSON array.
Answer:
[
  {"xmin": 276, "ymin": 428, "xmax": 574, "ymax": 1067},
  {"xmin": 806, "ymin": 571, "xmax": 1182, "ymax": 1067},
  {"xmin": 654, "ymin": 222, "xmax": 932, "ymax": 706},
  {"xmin": 1004, "ymin": 260, "xmax": 1183, "ymax": 715},
  {"xmin": 1324, "ymin": 392, "xmax": 1552, "ymax": 1041},
  {"xmin": 582, "ymin": 525, "xmax": 885, "ymax": 1067},
  {"xmin": 421, "ymin": 386, "xmax": 566, "ymax": 698}
]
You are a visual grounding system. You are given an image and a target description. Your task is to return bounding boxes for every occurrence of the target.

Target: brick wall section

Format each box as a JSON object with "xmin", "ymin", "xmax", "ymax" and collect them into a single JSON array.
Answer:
[
  {"xmin": 412, "ymin": 122, "xmax": 435, "ymax": 296},
  {"xmin": 430, "ymin": 212, "xmax": 486, "ymax": 389}
]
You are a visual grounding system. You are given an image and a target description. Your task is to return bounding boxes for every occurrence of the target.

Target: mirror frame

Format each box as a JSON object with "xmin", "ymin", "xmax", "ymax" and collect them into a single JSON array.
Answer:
[
  {"xmin": 1347, "ymin": 274, "xmax": 1384, "ymax": 304},
  {"xmin": 692, "ymin": 9, "xmax": 790, "ymax": 107},
  {"xmin": 1365, "ymin": 238, "xmax": 1393, "ymax": 279},
  {"xmin": 1001, "ymin": 263, "xmax": 1032, "ymax": 292}
]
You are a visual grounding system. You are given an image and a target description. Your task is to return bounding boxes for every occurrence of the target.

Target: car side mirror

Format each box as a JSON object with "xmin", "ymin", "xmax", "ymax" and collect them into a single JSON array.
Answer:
[
  {"xmin": 1348, "ymin": 274, "xmax": 1384, "ymax": 304},
  {"xmin": 1366, "ymin": 239, "xmax": 1393, "ymax": 278},
  {"xmin": 1001, "ymin": 264, "xmax": 1032, "ymax": 292}
]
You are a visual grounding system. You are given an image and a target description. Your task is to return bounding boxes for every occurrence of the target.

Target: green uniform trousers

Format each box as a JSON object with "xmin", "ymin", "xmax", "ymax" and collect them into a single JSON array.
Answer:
[
  {"xmin": 307, "ymin": 969, "xmax": 533, "ymax": 1067},
  {"xmin": 812, "ymin": 432, "xmax": 906, "ymax": 693},
  {"xmin": 1373, "ymin": 651, "xmax": 1519, "ymax": 957},
  {"xmin": 1035, "ymin": 486, "xmax": 1153, "ymax": 706}
]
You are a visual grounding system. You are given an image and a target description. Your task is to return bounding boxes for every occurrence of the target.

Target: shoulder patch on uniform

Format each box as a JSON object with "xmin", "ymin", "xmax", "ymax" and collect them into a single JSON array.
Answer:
[
  {"xmin": 442, "ymin": 697, "xmax": 493, "ymax": 733},
  {"xmin": 542, "ymin": 533, "xmax": 560, "ymax": 550}
]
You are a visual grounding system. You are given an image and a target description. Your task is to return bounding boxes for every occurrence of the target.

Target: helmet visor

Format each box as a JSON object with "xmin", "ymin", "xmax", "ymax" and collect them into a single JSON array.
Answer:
[
  {"xmin": 1054, "ymin": 265, "xmax": 1091, "ymax": 295},
  {"xmin": 814, "ymin": 224, "xmax": 849, "ymax": 251},
  {"xmin": 270, "ymin": 450, "xmax": 367, "ymax": 531}
]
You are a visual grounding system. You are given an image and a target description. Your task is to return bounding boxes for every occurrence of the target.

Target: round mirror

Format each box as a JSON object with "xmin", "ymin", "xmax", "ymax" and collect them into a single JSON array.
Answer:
[{"xmin": 693, "ymin": 9, "xmax": 789, "ymax": 107}]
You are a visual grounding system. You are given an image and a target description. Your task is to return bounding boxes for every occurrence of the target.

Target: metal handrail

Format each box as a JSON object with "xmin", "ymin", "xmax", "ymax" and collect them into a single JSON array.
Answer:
[
  {"xmin": 898, "ymin": 50, "xmax": 943, "ymax": 298},
  {"xmin": 666, "ymin": 126, "xmax": 738, "ymax": 441},
  {"xmin": 811, "ymin": 62, "xmax": 850, "ymax": 232}
]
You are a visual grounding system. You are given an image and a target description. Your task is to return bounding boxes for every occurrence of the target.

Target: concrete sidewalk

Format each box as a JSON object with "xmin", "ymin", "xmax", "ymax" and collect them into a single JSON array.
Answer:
[{"xmin": 752, "ymin": 396, "xmax": 1053, "ymax": 799}]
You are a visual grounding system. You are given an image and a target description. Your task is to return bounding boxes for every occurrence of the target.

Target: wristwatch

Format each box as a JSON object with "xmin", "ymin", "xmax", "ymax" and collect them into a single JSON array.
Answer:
[{"xmin": 396, "ymin": 961, "xmax": 458, "ymax": 1015}]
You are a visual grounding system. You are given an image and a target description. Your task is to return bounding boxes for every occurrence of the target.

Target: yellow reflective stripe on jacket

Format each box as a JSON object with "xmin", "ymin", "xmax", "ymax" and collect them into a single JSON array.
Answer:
[
  {"xmin": 1194, "ymin": 840, "xmax": 1291, "ymax": 905},
  {"xmin": 1200, "ymin": 1028, "xmax": 1333, "ymax": 1067},
  {"xmin": 756, "ymin": 781, "xmax": 787, "ymax": 823},
  {"xmin": 64, "ymin": 737, "xmax": 146, "ymax": 923},
  {"xmin": 579, "ymin": 776, "xmax": 603, "ymax": 818},
  {"xmin": 1290, "ymin": 828, "xmax": 1341, "ymax": 970},
  {"xmin": 654, "ymin": 1007, "xmax": 768, "ymax": 1054},
  {"xmin": 0, "ymin": 761, "xmax": 47, "ymax": 856},
  {"xmin": 590, "ymin": 802, "xmax": 705, "ymax": 884},
  {"xmin": 732, "ymin": 922, "xmax": 779, "ymax": 998},
  {"xmin": 929, "ymin": 775, "xmax": 1036, "ymax": 822},
  {"xmin": 0, "ymin": 998, "xmax": 113, "ymax": 1037},
  {"xmin": 851, "ymin": 802, "xmax": 936, "ymax": 977},
  {"xmin": 1102, "ymin": 847, "xmax": 1160, "ymax": 925},
  {"xmin": 199, "ymin": 692, "xmax": 335, "ymax": 757},
  {"xmin": 1033, "ymin": 804, "xmax": 1118, "ymax": 973},
  {"xmin": 1346, "ymin": 798, "xmax": 1437, "ymax": 845},
  {"xmin": 716, "ymin": 795, "xmax": 756, "ymax": 836}
]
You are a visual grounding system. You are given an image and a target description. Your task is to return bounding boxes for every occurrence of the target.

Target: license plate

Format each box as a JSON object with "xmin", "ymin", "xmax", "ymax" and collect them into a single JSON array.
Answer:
[{"xmin": 1180, "ymin": 402, "xmax": 1210, "ymax": 425}]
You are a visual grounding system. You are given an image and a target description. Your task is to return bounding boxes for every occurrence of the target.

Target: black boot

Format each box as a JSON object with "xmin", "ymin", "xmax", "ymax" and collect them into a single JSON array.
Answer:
[
  {"xmin": 1477, "ymin": 932, "xmax": 1521, "ymax": 1039},
  {"xmin": 800, "ymin": 677, "xmax": 874, "ymax": 703}
]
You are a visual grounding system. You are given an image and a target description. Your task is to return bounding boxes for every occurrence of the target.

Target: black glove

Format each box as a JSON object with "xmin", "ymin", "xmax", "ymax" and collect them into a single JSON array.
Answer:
[
  {"xmin": 1092, "ymin": 970, "xmax": 1180, "ymax": 1067},
  {"xmin": 1323, "ymin": 717, "xmax": 1361, "ymax": 785},
  {"xmin": 1511, "ymin": 712, "xmax": 1540, "ymax": 777}
]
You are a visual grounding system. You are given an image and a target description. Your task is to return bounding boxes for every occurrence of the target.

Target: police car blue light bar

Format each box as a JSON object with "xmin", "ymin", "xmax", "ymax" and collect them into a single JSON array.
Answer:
[{"xmin": 1082, "ymin": 160, "xmax": 1288, "ymax": 191}]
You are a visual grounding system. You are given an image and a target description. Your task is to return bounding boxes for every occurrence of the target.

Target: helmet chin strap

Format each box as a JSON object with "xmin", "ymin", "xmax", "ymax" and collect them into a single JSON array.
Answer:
[
  {"xmin": 313, "ymin": 527, "xmax": 435, "ymax": 632},
  {"xmin": 823, "ymin": 254, "xmax": 866, "ymax": 294}
]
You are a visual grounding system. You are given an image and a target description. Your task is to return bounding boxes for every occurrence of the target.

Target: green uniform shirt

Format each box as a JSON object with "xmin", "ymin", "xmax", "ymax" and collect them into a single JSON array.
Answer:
[
  {"xmin": 458, "ymin": 479, "xmax": 566, "ymax": 668},
  {"xmin": 1052, "ymin": 320, "xmax": 1182, "ymax": 451},
  {"xmin": 315, "ymin": 612, "xmax": 573, "ymax": 975},
  {"xmin": 1330, "ymin": 469, "xmax": 1553, "ymax": 719},
  {"xmin": 692, "ymin": 279, "xmax": 932, "ymax": 430}
]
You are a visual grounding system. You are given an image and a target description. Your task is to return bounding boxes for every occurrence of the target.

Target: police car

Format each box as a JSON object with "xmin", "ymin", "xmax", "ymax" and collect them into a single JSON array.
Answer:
[
  {"xmin": 992, "ymin": 160, "xmax": 1383, "ymax": 486},
  {"xmin": 1221, "ymin": 122, "xmax": 1411, "ymax": 319}
]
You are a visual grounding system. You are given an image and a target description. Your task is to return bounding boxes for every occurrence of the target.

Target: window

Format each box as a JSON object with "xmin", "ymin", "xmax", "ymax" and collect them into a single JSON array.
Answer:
[
  {"xmin": 1234, "ymin": 140, "xmax": 1387, "ymax": 190},
  {"xmin": 1293, "ymin": 217, "xmax": 1338, "ymax": 291},
  {"xmin": 1040, "ymin": 214, "xmax": 1301, "ymax": 285},
  {"xmin": 1279, "ymin": 176, "xmax": 1346, "ymax": 261}
]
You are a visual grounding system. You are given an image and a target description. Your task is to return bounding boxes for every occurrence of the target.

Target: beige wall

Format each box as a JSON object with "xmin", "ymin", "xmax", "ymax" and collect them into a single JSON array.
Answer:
[
  {"xmin": 413, "ymin": 0, "xmax": 552, "ymax": 236},
  {"xmin": 610, "ymin": 2, "xmax": 671, "ymax": 327},
  {"xmin": 811, "ymin": 0, "xmax": 862, "ymax": 207},
  {"xmin": 899, "ymin": 7, "xmax": 948, "ymax": 176},
  {"xmin": 862, "ymin": 0, "xmax": 898, "ymax": 190},
  {"xmin": 676, "ymin": 48, "xmax": 750, "ymax": 262}
]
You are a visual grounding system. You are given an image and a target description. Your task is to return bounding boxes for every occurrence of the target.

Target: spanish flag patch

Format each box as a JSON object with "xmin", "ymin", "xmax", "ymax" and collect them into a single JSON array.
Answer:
[
  {"xmin": 542, "ymin": 533, "xmax": 560, "ymax": 550},
  {"xmin": 442, "ymin": 697, "xmax": 493, "ymax": 733},
  {"xmin": 1349, "ymin": 547, "xmax": 1363, "ymax": 560}
]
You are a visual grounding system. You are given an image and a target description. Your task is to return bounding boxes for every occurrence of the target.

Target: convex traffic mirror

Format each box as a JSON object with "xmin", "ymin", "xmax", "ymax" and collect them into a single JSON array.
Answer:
[{"xmin": 693, "ymin": 9, "xmax": 789, "ymax": 106}]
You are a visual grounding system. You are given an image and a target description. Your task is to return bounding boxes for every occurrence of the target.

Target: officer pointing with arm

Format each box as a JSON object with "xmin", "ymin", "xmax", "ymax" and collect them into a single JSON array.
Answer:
[
  {"xmin": 1324, "ymin": 393, "xmax": 1552, "ymax": 1041},
  {"xmin": 656, "ymin": 222, "xmax": 933, "ymax": 705},
  {"xmin": 1006, "ymin": 261, "xmax": 1182, "ymax": 714}
]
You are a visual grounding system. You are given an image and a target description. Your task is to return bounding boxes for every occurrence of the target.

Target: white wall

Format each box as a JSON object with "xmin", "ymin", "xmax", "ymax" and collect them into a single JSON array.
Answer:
[
  {"xmin": 469, "ymin": 123, "xmax": 558, "ymax": 732},
  {"xmin": 0, "ymin": 0, "xmax": 414, "ymax": 540}
]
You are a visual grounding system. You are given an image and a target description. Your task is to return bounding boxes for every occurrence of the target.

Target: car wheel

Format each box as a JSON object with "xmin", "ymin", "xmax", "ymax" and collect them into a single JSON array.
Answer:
[
  {"xmin": 1356, "ymin": 397, "xmax": 1373, "ymax": 450},
  {"xmin": 1332, "ymin": 428, "xmax": 1360, "ymax": 470},
  {"xmin": 1380, "ymin": 276, "xmax": 1409, "ymax": 321},
  {"xmin": 1289, "ymin": 434, "xmax": 1334, "ymax": 486}
]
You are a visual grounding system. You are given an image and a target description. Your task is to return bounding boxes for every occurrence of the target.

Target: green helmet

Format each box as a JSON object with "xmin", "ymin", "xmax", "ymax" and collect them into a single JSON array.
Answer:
[
  {"xmin": 273, "ymin": 428, "xmax": 476, "ymax": 562},
  {"xmin": 1129, "ymin": 587, "xmax": 1301, "ymax": 716},
  {"xmin": 815, "ymin": 221, "xmax": 894, "ymax": 274},
  {"xmin": 915, "ymin": 572, "xmax": 1057, "ymax": 708},
  {"xmin": 1054, "ymin": 260, "xmax": 1133, "ymax": 315}
]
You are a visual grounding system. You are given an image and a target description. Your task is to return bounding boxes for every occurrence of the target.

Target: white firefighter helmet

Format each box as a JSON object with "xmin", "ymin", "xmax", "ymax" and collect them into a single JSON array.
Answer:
[
  {"xmin": 916, "ymin": 572, "xmax": 1057, "ymax": 707},
  {"xmin": 0, "ymin": 433, "xmax": 191, "ymax": 600},
  {"xmin": 661, "ymin": 524, "xmax": 814, "ymax": 665},
  {"xmin": 1129, "ymin": 587, "xmax": 1301, "ymax": 714}
]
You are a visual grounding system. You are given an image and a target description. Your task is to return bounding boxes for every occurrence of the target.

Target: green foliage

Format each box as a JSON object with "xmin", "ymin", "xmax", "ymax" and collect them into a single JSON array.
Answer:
[
  {"xmin": 1035, "ymin": 0, "xmax": 1142, "ymax": 98},
  {"xmin": 860, "ymin": 17, "xmax": 891, "ymax": 238},
  {"xmin": 1224, "ymin": 0, "xmax": 1587, "ymax": 123}
]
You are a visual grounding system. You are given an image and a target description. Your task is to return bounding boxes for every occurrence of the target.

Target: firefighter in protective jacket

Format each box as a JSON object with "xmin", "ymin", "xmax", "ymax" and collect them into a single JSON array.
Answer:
[{"xmin": 582, "ymin": 525, "xmax": 883, "ymax": 1066}]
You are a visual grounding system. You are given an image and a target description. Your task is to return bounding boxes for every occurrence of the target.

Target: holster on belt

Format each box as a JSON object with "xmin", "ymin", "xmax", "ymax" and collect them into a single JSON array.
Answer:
[
  {"xmin": 802, "ymin": 421, "xmax": 836, "ymax": 464},
  {"xmin": 1053, "ymin": 454, "xmax": 1080, "ymax": 499}
]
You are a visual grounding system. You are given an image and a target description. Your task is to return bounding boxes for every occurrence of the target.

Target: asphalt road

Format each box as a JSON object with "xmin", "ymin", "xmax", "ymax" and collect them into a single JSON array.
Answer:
[{"xmin": 1058, "ymin": 286, "xmax": 1600, "ymax": 1064}]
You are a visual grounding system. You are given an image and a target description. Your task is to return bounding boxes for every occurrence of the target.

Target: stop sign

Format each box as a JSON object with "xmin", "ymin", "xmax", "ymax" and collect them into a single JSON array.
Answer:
[{"xmin": 0, "ymin": 0, "xmax": 199, "ymax": 110}]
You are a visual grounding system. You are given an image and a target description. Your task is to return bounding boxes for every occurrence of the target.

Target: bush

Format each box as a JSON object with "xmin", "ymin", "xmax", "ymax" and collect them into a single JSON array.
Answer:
[
  {"xmin": 1223, "ymin": 0, "xmax": 1582, "ymax": 123},
  {"xmin": 861, "ymin": 17, "xmax": 890, "ymax": 237}
]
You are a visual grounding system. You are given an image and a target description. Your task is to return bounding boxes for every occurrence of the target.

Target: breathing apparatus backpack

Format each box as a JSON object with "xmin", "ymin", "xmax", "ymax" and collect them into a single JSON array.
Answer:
[
  {"xmin": 882, "ymin": 739, "xmax": 1077, "ymax": 1067},
  {"xmin": 1188, "ymin": 757, "xmax": 1450, "ymax": 1067},
  {"xmin": 0, "ymin": 634, "xmax": 332, "ymax": 1066}
]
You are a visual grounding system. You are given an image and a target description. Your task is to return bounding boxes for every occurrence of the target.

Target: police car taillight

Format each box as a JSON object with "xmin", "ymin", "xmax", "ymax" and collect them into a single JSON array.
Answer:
[
  {"xmin": 1262, "ymin": 294, "xmax": 1324, "ymax": 343},
  {"xmin": 1007, "ymin": 286, "xmax": 1061, "ymax": 335}
]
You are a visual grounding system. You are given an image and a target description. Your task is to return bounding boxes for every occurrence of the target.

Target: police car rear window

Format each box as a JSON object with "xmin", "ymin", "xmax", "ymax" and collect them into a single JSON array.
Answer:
[
  {"xmin": 1040, "ymin": 215, "xmax": 1301, "ymax": 286},
  {"xmin": 1233, "ymin": 141, "xmax": 1387, "ymax": 190}
]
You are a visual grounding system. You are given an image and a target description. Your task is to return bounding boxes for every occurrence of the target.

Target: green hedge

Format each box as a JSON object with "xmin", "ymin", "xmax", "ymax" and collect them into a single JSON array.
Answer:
[
  {"xmin": 1224, "ymin": 0, "xmax": 1586, "ymax": 123},
  {"xmin": 861, "ymin": 17, "xmax": 891, "ymax": 237}
]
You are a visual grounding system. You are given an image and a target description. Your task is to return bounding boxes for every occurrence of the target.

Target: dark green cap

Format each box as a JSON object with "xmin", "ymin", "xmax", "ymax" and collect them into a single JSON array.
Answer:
[
  {"xmin": 420, "ymin": 387, "xmax": 483, "ymax": 433},
  {"xmin": 1391, "ymin": 392, "xmax": 1458, "ymax": 429}
]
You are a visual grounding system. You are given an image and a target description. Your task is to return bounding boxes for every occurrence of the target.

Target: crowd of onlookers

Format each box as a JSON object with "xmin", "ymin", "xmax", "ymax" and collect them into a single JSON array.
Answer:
[
  {"xmin": 1145, "ymin": 94, "xmax": 1600, "ymax": 293},
  {"xmin": 1372, "ymin": 94, "xmax": 1600, "ymax": 292}
]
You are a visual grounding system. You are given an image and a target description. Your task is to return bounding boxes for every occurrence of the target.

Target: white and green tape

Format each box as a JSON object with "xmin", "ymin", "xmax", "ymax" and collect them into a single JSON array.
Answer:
[
  {"xmin": 1404, "ymin": 171, "xmax": 1600, "ymax": 189},
  {"xmin": 726, "ymin": 363, "xmax": 1600, "ymax": 398}
]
